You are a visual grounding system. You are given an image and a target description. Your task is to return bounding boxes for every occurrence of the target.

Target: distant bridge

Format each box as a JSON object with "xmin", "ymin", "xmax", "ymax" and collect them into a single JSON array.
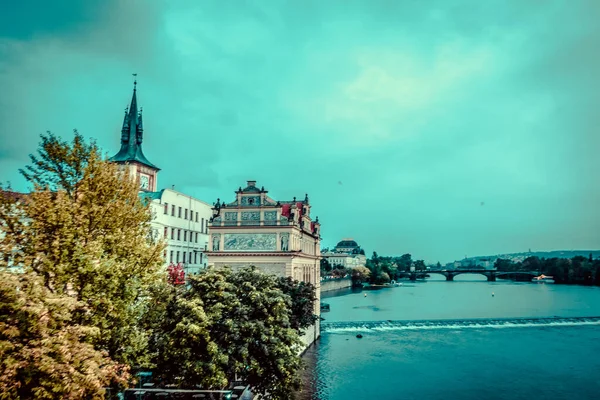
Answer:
[{"xmin": 397, "ymin": 270, "xmax": 540, "ymax": 282}]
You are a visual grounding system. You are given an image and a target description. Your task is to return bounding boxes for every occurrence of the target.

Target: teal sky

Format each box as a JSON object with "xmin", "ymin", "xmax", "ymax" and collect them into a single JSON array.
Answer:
[{"xmin": 1, "ymin": 0, "xmax": 598, "ymax": 263}]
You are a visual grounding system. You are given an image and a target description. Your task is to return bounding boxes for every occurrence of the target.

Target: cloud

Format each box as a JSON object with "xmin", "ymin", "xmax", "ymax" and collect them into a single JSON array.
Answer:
[{"xmin": 0, "ymin": 0, "xmax": 598, "ymax": 262}]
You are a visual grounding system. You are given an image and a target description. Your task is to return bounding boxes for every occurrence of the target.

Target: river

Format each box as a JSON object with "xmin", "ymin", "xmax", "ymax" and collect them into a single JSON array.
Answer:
[{"xmin": 298, "ymin": 275, "xmax": 600, "ymax": 399}]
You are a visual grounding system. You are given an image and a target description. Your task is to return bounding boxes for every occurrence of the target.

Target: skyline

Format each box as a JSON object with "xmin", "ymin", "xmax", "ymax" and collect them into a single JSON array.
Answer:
[{"xmin": 1, "ymin": 0, "xmax": 599, "ymax": 263}]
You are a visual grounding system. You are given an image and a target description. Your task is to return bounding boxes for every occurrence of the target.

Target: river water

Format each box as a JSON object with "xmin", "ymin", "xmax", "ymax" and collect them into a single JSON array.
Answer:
[{"xmin": 298, "ymin": 275, "xmax": 600, "ymax": 400}]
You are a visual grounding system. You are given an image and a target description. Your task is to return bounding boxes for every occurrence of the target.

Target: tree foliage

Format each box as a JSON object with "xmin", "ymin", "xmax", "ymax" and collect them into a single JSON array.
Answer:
[
  {"xmin": 19, "ymin": 131, "xmax": 97, "ymax": 197},
  {"xmin": 0, "ymin": 271, "xmax": 128, "ymax": 399},
  {"xmin": 1, "ymin": 132, "xmax": 165, "ymax": 393},
  {"xmin": 351, "ymin": 266, "xmax": 371, "ymax": 287},
  {"xmin": 150, "ymin": 267, "xmax": 305, "ymax": 399},
  {"xmin": 276, "ymin": 276, "xmax": 318, "ymax": 332},
  {"xmin": 494, "ymin": 256, "xmax": 600, "ymax": 285}
]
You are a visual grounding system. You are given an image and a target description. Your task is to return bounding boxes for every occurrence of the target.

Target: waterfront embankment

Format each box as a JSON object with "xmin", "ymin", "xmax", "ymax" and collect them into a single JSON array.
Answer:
[{"xmin": 320, "ymin": 277, "xmax": 352, "ymax": 293}]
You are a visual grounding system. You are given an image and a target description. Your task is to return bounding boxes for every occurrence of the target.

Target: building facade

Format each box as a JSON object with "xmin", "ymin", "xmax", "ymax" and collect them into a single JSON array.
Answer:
[
  {"xmin": 142, "ymin": 189, "xmax": 212, "ymax": 274},
  {"xmin": 109, "ymin": 81, "xmax": 212, "ymax": 272},
  {"xmin": 206, "ymin": 180, "xmax": 322, "ymax": 348},
  {"xmin": 322, "ymin": 238, "xmax": 367, "ymax": 269}
]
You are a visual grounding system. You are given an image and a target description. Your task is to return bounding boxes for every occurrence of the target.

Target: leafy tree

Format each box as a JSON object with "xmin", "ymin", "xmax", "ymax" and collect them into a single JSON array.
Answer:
[
  {"xmin": 330, "ymin": 267, "xmax": 348, "ymax": 278},
  {"xmin": 320, "ymin": 257, "xmax": 332, "ymax": 274},
  {"xmin": 414, "ymin": 260, "xmax": 426, "ymax": 271},
  {"xmin": 2, "ymin": 132, "xmax": 165, "ymax": 369},
  {"xmin": 276, "ymin": 276, "xmax": 318, "ymax": 332},
  {"xmin": 0, "ymin": 271, "xmax": 128, "ymax": 399},
  {"xmin": 398, "ymin": 253, "xmax": 412, "ymax": 272},
  {"xmin": 494, "ymin": 258, "xmax": 515, "ymax": 271},
  {"xmin": 351, "ymin": 266, "xmax": 371, "ymax": 287},
  {"xmin": 151, "ymin": 267, "xmax": 304, "ymax": 399},
  {"xmin": 19, "ymin": 131, "xmax": 96, "ymax": 198}
]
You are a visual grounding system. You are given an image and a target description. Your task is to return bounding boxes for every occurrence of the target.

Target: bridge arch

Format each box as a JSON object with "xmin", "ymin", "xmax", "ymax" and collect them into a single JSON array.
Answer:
[
  {"xmin": 450, "ymin": 271, "xmax": 490, "ymax": 281},
  {"xmin": 425, "ymin": 272, "xmax": 448, "ymax": 280}
]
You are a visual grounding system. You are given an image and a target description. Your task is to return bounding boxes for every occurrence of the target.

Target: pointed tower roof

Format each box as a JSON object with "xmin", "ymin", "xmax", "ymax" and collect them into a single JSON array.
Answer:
[{"xmin": 109, "ymin": 79, "xmax": 159, "ymax": 170}]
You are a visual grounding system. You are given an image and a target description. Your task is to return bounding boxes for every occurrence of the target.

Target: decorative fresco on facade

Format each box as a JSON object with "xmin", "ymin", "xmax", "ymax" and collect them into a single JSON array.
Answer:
[
  {"xmin": 241, "ymin": 196, "xmax": 261, "ymax": 206},
  {"xmin": 223, "ymin": 233, "xmax": 277, "ymax": 251},
  {"xmin": 241, "ymin": 211, "xmax": 260, "ymax": 221},
  {"xmin": 264, "ymin": 211, "xmax": 277, "ymax": 220}
]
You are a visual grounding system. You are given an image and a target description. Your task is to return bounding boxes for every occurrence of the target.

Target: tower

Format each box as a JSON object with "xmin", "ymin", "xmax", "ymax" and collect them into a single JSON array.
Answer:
[{"xmin": 109, "ymin": 78, "xmax": 159, "ymax": 191}]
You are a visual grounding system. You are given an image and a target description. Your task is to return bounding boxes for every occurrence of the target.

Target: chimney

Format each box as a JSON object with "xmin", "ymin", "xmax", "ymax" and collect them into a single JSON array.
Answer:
[{"xmin": 247, "ymin": 180, "xmax": 256, "ymax": 187}]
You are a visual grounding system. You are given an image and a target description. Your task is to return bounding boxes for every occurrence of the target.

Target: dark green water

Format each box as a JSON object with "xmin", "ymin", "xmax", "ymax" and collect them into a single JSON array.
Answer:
[{"xmin": 299, "ymin": 276, "xmax": 600, "ymax": 399}]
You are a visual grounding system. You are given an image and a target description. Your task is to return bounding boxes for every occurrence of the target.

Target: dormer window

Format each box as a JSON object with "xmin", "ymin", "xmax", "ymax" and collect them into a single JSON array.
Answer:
[{"xmin": 248, "ymin": 197, "xmax": 254, "ymax": 205}]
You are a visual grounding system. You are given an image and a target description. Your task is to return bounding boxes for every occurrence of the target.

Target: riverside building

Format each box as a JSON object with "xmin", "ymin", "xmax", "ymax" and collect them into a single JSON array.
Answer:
[
  {"xmin": 322, "ymin": 238, "xmax": 367, "ymax": 269},
  {"xmin": 206, "ymin": 180, "xmax": 322, "ymax": 348},
  {"xmin": 109, "ymin": 80, "xmax": 212, "ymax": 273}
]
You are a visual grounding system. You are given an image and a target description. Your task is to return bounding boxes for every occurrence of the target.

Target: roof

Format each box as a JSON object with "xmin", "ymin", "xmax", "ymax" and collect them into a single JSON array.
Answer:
[
  {"xmin": 0, "ymin": 190, "xmax": 28, "ymax": 202},
  {"xmin": 109, "ymin": 81, "xmax": 159, "ymax": 170},
  {"xmin": 336, "ymin": 239, "xmax": 359, "ymax": 248},
  {"xmin": 138, "ymin": 190, "xmax": 163, "ymax": 202}
]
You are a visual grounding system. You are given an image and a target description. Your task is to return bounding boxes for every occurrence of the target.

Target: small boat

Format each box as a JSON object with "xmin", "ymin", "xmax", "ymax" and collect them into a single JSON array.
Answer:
[
  {"xmin": 320, "ymin": 302, "xmax": 330, "ymax": 312},
  {"xmin": 532, "ymin": 274, "xmax": 554, "ymax": 283}
]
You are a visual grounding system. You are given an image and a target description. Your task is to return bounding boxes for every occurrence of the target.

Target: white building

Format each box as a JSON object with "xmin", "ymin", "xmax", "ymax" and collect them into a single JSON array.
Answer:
[
  {"xmin": 109, "ymin": 80, "xmax": 212, "ymax": 273},
  {"xmin": 322, "ymin": 238, "xmax": 367, "ymax": 269},
  {"xmin": 142, "ymin": 189, "xmax": 212, "ymax": 274}
]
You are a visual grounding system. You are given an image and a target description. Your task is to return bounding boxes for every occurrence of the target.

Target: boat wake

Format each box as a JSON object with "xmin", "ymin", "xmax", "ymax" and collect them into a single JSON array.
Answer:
[{"xmin": 322, "ymin": 316, "xmax": 600, "ymax": 333}]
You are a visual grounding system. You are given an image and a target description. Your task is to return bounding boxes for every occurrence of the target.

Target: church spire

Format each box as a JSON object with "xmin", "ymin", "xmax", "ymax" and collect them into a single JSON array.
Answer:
[{"xmin": 110, "ymin": 76, "xmax": 158, "ymax": 170}]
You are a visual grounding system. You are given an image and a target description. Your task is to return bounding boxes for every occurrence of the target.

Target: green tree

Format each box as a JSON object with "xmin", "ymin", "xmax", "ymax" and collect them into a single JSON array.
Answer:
[
  {"xmin": 414, "ymin": 260, "xmax": 426, "ymax": 271},
  {"xmin": 151, "ymin": 267, "xmax": 304, "ymax": 399},
  {"xmin": 351, "ymin": 266, "xmax": 371, "ymax": 287},
  {"xmin": 276, "ymin": 276, "xmax": 318, "ymax": 332},
  {"xmin": 0, "ymin": 271, "xmax": 128, "ymax": 399},
  {"xmin": 398, "ymin": 253, "xmax": 412, "ymax": 272},
  {"xmin": 3, "ymin": 132, "xmax": 165, "ymax": 369},
  {"xmin": 320, "ymin": 257, "xmax": 332, "ymax": 275}
]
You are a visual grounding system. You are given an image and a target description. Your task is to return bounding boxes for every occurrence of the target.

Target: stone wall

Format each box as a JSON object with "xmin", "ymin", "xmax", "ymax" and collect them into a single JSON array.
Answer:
[
  {"xmin": 298, "ymin": 321, "xmax": 320, "ymax": 355},
  {"xmin": 320, "ymin": 277, "xmax": 352, "ymax": 293}
]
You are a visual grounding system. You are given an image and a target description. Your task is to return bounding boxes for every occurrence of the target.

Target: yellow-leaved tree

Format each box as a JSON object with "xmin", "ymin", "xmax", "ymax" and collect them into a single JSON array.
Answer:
[{"xmin": 0, "ymin": 131, "xmax": 165, "ymax": 397}]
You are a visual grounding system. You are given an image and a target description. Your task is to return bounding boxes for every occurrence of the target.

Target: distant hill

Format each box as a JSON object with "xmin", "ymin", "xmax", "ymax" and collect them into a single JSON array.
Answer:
[{"xmin": 466, "ymin": 250, "xmax": 600, "ymax": 263}]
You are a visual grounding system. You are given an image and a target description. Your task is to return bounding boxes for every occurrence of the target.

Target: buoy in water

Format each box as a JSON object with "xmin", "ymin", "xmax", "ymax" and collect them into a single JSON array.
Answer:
[
  {"xmin": 356, "ymin": 334, "xmax": 363, "ymax": 339},
  {"xmin": 492, "ymin": 292, "xmax": 495, "ymax": 297},
  {"xmin": 364, "ymin": 293, "xmax": 367, "ymax": 297}
]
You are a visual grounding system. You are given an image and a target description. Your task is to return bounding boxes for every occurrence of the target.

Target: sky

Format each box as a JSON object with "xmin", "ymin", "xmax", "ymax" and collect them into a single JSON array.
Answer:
[{"xmin": 0, "ymin": 0, "xmax": 599, "ymax": 263}]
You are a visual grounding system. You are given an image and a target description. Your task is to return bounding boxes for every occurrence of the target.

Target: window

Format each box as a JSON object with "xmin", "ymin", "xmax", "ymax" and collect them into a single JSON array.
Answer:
[
  {"xmin": 185, "ymin": 209, "xmax": 188, "ymax": 220},
  {"xmin": 171, "ymin": 205, "xmax": 175, "ymax": 216},
  {"xmin": 189, "ymin": 252, "xmax": 192, "ymax": 264},
  {"xmin": 195, "ymin": 232, "xmax": 198, "ymax": 243},
  {"xmin": 184, "ymin": 231, "xmax": 187, "ymax": 242},
  {"xmin": 176, "ymin": 251, "xmax": 180, "ymax": 263},
  {"xmin": 177, "ymin": 229, "xmax": 181, "ymax": 240},
  {"xmin": 170, "ymin": 251, "xmax": 173, "ymax": 263},
  {"xmin": 163, "ymin": 203, "xmax": 168, "ymax": 215},
  {"xmin": 171, "ymin": 228, "xmax": 175, "ymax": 239},
  {"xmin": 183, "ymin": 252, "xmax": 186, "ymax": 264},
  {"xmin": 196, "ymin": 212, "xmax": 198, "ymax": 222},
  {"xmin": 163, "ymin": 250, "xmax": 167, "ymax": 258},
  {"xmin": 200, "ymin": 253, "xmax": 203, "ymax": 263},
  {"xmin": 194, "ymin": 252, "xmax": 197, "ymax": 264},
  {"xmin": 164, "ymin": 227, "xmax": 168, "ymax": 237},
  {"xmin": 201, "ymin": 218, "xmax": 204, "ymax": 233},
  {"xmin": 178, "ymin": 207, "xmax": 182, "ymax": 218}
]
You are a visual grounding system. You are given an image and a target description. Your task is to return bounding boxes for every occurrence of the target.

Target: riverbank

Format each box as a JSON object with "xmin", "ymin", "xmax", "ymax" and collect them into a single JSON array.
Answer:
[{"xmin": 320, "ymin": 277, "xmax": 352, "ymax": 293}]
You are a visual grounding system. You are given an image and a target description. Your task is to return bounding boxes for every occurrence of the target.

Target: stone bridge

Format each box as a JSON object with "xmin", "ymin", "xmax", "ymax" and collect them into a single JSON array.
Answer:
[{"xmin": 398, "ymin": 270, "xmax": 540, "ymax": 282}]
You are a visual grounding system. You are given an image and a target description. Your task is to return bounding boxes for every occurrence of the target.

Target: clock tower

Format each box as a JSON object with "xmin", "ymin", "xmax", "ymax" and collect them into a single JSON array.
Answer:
[{"xmin": 109, "ymin": 79, "xmax": 159, "ymax": 191}]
